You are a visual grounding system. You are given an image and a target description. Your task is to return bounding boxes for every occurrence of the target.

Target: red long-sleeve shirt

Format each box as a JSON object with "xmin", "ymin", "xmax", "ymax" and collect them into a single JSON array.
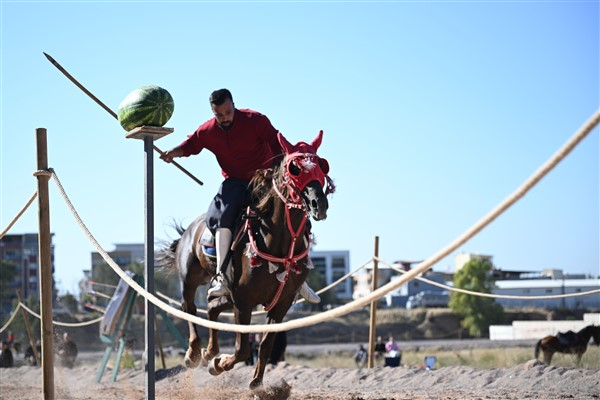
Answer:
[{"xmin": 179, "ymin": 109, "xmax": 283, "ymax": 181}]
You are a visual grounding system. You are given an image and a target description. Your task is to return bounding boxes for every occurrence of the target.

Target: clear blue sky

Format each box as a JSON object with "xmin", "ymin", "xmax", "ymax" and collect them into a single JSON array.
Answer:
[{"xmin": 1, "ymin": 1, "xmax": 598, "ymax": 296}]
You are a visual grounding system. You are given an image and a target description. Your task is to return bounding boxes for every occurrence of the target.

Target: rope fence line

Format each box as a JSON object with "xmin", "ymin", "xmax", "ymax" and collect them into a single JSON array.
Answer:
[
  {"xmin": 154, "ymin": 258, "xmax": 372, "ymax": 319},
  {"xmin": 49, "ymin": 108, "xmax": 599, "ymax": 334},
  {"xmin": 18, "ymin": 302, "xmax": 104, "ymax": 327},
  {"xmin": 377, "ymin": 258, "xmax": 600, "ymax": 300},
  {"xmin": 2, "ymin": 110, "xmax": 597, "ymax": 334},
  {"xmin": 0, "ymin": 191, "xmax": 38, "ymax": 239},
  {"xmin": 89, "ymin": 281, "xmax": 118, "ymax": 289},
  {"xmin": 0, "ymin": 304, "xmax": 22, "ymax": 333},
  {"xmin": 0, "ymin": 302, "xmax": 104, "ymax": 331}
]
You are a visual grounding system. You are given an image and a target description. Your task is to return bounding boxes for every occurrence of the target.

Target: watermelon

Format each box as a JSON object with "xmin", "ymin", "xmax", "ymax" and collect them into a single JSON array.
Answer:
[{"xmin": 117, "ymin": 85, "xmax": 174, "ymax": 131}]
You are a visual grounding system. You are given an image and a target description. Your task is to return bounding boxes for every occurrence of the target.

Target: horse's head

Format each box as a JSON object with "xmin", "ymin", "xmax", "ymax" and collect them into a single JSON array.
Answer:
[{"xmin": 278, "ymin": 130, "xmax": 334, "ymax": 221}]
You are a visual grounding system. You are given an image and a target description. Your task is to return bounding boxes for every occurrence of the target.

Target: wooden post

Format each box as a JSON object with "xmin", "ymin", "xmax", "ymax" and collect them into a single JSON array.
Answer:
[
  {"xmin": 367, "ymin": 236, "xmax": 379, "ymax": 368},
  {"xmin": 17, "ymin": 290, "xmax": 40, "ymax": 367},
  {"xmin": 35, "ymin": 127, "xmax": 55, "ymax": 399},
  {"xmin": 154, "ymin": 315, "xmax": 166, "ymax": 370}
]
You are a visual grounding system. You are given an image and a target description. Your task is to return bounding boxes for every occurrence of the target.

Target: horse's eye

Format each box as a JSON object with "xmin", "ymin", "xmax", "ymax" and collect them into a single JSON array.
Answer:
[
  {"xmin": 288, "ymin": 161, "xmax": 302, "ymax": 176},
  {"xmin": 318, "ymin": 158, "xmax": 330, "ymax": 174}
]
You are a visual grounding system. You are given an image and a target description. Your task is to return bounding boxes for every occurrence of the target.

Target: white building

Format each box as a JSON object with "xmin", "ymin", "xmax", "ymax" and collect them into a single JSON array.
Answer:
[
  {"xmin": 493, "ymin": 279, "xmax": 600, "ymax": 309},
  {"xmin": 309, "ymin": 250, "xmax": 352, "ymax": 300}
]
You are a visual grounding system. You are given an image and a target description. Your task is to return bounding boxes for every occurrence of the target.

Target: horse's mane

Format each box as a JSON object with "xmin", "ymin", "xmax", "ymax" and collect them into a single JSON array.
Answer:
[{"xmin": 249, "ymin": 157, "xmax": 289, "ymax": 212}]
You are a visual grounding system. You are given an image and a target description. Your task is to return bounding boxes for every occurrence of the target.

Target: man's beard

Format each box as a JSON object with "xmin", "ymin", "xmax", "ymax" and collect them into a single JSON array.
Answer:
[{"xmin": 218, "ymin": 120, "xmax": 233, "ymax": 131}]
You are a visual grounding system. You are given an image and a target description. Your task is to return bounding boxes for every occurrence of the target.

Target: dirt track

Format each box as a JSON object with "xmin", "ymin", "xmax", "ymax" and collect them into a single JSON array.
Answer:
[{"xmin": 1, "ymin": 358, "xmax": 599, "ymax": 400}]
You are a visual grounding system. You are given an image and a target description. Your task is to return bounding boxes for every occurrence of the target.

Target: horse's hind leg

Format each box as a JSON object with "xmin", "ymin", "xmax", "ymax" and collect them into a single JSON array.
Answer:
[
  {"xmin": 182, "ymin": 284, "xmax": 203, "ymax": 368},
  {"xmin": 543, "ymin": 350, "xmax": 553, "ymax": 365}
]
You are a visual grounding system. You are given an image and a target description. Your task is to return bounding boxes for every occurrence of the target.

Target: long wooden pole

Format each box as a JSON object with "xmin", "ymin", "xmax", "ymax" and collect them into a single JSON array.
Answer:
[
  {"xmin": 35, "ymin": 128, "xmax": 55, "ymax": 400},
  {"xmin": 17, "ymin": 290, "xmax": 40, "ymax": 367},
  {"xmin": 43, "ymin": 52, "xmax": 203, "ymax": 187},
  {"xmin": 154, "ymin": 314, "xmax": 166, "ymax": 370},
  {"xmin": 367, "ymin": 236, "xmax": 379, "ymax": 368}
]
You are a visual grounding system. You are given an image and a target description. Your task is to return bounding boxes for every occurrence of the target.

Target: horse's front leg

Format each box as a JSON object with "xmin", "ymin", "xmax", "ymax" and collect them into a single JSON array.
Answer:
[
  {"xmin": 575, "ymin": 349, "xmax": 584, "ymax": 366},
  {"xmin": 181, "ymin": 285, "xmax": 203, "ymax": 368},
  {"xmin": 209, "ymin": 306, "xmax": 252, "ymax": 376},
  {"xmin": 202, "ymin": 296, "xmax": 230, "ymax": 367},
  {"xmin": 250, "ymin": 306, "xmax": 289, "ymax": 389}
]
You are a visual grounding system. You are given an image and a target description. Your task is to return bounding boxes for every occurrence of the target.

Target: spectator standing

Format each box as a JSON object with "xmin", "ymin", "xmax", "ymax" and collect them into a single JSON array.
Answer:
[
  {"xmin": 0, "ymin": 341, "xmax": 14, "ymax": 368},
  {"xmin": 374, "ymin": 336, "xmax": 386, "ymax": 366},
  {"xmin": 25, "ymin": 340, "xmax": 41, "ymax": 366},
  {"xmin": 57, "ymin": 332, "xmax": 78, "ymax": 368}
]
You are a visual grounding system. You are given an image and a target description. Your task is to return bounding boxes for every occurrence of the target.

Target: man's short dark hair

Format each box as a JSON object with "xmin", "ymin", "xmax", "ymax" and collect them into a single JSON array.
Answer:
[{"xmin": 209, "ymin": 89, "xmax": 233, "ymax": 106}]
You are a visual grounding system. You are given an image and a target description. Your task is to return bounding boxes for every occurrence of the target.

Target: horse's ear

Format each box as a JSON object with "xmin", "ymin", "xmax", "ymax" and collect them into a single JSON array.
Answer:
[
  {"xmin": 278, "ymin": 132, "xmax": 294, "ymax": 154},
  {"xmin": 310, "ymin": 130, "xmax": 323, "ymax": 151}
]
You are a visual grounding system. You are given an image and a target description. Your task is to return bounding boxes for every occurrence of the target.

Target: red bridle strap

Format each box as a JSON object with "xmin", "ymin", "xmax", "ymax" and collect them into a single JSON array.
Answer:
[{"xmin": 245, "ymin": 178, "xmax": 311, "ymax": 311}]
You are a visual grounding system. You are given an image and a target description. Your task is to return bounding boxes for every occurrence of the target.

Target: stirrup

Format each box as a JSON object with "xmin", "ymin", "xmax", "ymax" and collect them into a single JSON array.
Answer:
[
  {"xmin": 207, "ymin": 274, "xmax": 230, "ymax": 298},
  {"xmin": 299, "ymin": 282, "xmax": 320, "ymax": 304}
]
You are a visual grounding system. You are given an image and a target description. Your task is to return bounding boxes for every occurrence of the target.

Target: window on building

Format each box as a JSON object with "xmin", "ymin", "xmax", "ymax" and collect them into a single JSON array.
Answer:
[
  {"xmin": 545, "ymin": 289, "xmax": 553, "ymax": 294},
  {"xmin": 311, "ymin": 257, "xmax": 327, "ymax": 274}
]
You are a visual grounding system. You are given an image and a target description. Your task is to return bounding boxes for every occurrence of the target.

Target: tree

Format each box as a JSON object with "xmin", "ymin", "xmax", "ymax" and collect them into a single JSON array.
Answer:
[
  {"xmin": 58, "ymin": 293, "xmax": 79, "ymax": 314},
  {"xmin": 449, "ymin": 258, "xmax": 504, "ymax": 337},
  {"xmin": 304, "ymin": 268, "xmax": 336, "ymax": 310},
  {"xmin": 0, "ymin": 260, "xmax": 18, "ymax": 323}
]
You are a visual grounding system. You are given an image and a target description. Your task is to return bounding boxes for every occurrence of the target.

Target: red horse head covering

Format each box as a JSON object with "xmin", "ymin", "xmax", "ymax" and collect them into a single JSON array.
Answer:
[{"xmin": 277, "ymin": 130, "xmax": 334, "ymax": 197}]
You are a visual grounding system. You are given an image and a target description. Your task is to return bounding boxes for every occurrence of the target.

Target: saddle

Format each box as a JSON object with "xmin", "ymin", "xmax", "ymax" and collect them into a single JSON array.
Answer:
[
  {"xmin": 198, "ymin": 209, "xmax": 259, "ymax": 259},
  {"xmin": 199, "ymin": 227, "xmax": 217, "ymax": 258},
  {"xmin": 556, "ymin": 330, "xmax": 578, "ymax": 346}
]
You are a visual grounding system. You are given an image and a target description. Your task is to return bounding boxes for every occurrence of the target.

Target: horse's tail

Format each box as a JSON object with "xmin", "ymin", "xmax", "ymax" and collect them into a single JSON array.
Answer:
[
  {"xmin": 534, "ymin": 339, "xmax": 542, "ymax": 359},
  {"xmin": 155, "ymin": 221, "xmax": 186, "ymax": 270}
]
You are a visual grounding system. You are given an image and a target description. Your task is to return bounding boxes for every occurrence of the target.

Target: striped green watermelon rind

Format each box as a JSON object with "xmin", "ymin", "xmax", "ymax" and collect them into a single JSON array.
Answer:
[{"xmin": 117, "ymin": 85, "xmax": 175, "ymax": 131}]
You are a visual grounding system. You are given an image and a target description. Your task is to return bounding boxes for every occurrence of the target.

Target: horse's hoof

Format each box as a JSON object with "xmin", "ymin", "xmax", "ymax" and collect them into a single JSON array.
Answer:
[
  {"xmin": 184, "ymin": 350, "xmax": 201, "ymax": 369},
  {"xmin": 249, "ymin": 378, "xmax": 262, "ymax": 389},
  {"xmin": 208, "ymin": 358, "xmax": 223, "ymax": 376},
  {"xmin": 200, "ymin": 348, "xmax": 212, "ymax": 367}
]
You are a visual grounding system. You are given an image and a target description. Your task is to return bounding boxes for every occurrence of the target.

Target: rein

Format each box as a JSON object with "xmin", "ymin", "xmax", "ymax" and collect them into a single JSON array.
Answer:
[{"xmin": 245, "ymin": 177, "xmax": 311, "ymax": 311}]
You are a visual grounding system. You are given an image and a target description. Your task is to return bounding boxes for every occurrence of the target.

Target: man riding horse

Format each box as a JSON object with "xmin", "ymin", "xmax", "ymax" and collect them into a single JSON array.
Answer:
[{"xmin": 160, "ymin": 88, "xmax": 320, "ymax": 304}]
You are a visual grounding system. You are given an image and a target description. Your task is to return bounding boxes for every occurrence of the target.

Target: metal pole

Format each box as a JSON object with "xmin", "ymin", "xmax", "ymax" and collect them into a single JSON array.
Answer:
[
  {"xmin": 367, "ymin": 236, "xmax": 379, "ymax": 368},
  {"xmin": 35, "ymin": 128, "xmax": 55, "ymax": 399},
  {"xmin": 144, "ymin": 137, "xmax": 155, "ymax": 399}
]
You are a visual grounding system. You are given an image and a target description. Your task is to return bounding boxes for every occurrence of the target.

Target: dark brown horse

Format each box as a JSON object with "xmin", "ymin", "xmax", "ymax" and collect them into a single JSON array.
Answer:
[
  {"xmin": 159, "ymin": 130, "xmax": 334, "ymax": 388},
  {"xmin": 534, "ymin": 324, "xmax": 600, "ymax": 365}
]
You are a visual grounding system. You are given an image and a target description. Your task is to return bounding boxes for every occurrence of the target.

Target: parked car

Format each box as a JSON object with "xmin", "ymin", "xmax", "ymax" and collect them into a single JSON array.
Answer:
[{"xmin": 406, "ymin": 291, "xmax": 449, "ymax": 309}]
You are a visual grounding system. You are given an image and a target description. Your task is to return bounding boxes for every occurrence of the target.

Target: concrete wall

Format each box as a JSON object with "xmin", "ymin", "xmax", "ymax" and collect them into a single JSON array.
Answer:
[{"xmin": 490, "ymin": 313, "xmax": 599, "ymax": 340}]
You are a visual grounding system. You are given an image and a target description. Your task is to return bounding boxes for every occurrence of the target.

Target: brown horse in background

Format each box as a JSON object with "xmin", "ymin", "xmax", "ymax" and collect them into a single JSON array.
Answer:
[
  {"xmin": 158, "ymin": 131, "xmax": 334, "ymax": 388},
  {"xmin": 534, "ymin": 325, "xmax": 600, "ymax": 365}
]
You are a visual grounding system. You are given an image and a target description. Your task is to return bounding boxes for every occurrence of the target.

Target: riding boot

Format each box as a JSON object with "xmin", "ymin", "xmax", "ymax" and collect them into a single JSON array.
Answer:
[
  {"xmin": 207, "ymin": 228, "xmax": 233, "ymax": 298},
  {"xmin": 299, "ymin": 282, "xmax": 321, "ymax": 304}
]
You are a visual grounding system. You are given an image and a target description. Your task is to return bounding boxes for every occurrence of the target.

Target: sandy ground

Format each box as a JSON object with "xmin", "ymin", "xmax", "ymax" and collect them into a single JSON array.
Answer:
[{"xmin": 1, "ymin": 358, "xmax": 599, "ymax": 400}]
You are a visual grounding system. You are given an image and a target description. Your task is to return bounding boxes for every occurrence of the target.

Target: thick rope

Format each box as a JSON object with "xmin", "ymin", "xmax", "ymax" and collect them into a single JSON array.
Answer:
[
  {"xmin": 0, "ymin": 304, "xmax": 22, "ymax": 333},
  {"xmin": 53, "ymin": 109, "xmax": 599, "ymax": 333},
  {"xmin": 154, "ymin": 258, "xmax": 373, "ymax": 318},
  {"xmin": 89, "ymin": 281, "xmax": 117, "ymax": 289},
  {"xmin": 377, "ymin": 257, "xmax": 600, "ymax": 300},
  {"xmin": 0, "ymin": 192, "xmax": 38, "ymax": 239},
  {"xmin": 19, "ymin": 302, "xmax": 104, "ymax": 327}
]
